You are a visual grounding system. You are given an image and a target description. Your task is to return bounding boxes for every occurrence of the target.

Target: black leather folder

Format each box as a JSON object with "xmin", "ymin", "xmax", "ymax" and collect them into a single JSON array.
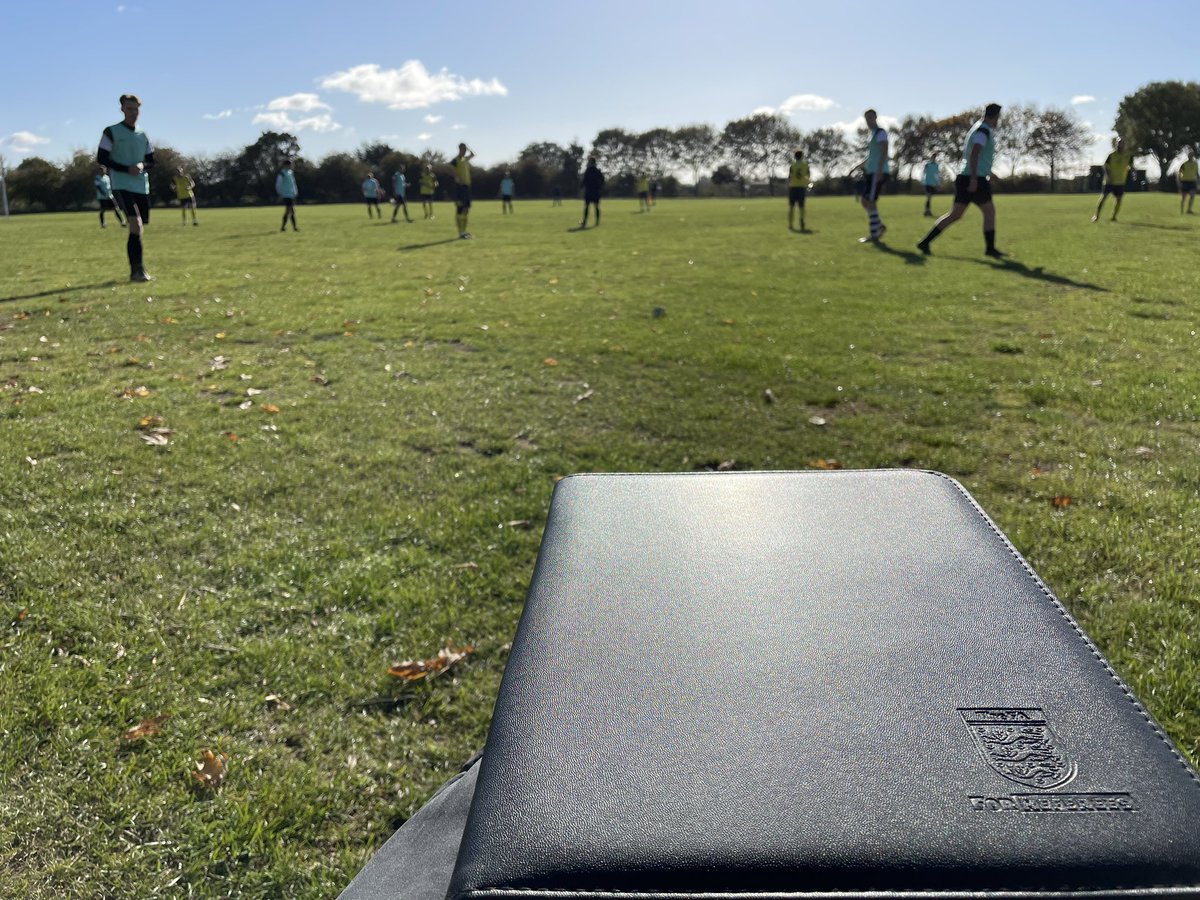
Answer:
[{"xmin": 446, "ymin": 470, "xmax": 1200, "ymax": 899}]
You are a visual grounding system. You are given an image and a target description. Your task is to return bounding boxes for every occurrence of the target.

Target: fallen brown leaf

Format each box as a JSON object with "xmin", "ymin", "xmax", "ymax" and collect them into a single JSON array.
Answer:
[
  {"xmin": 121, "ymin": 713, "xmax": 172, "ymax": 742},
  {"xmin": 1052, "ymin": 495, "xmax": 1072, "ymax": 508},
  {"xmin": 387, "ymin": 645, "xmax": 476, "ymax": 681},
  {"xmin": 809, "ymin": 459, "xmax": 843, "ymax": 470},
  {"xmin": 191, "ymin": 749, "xmax": 228, "ymax": 790}
]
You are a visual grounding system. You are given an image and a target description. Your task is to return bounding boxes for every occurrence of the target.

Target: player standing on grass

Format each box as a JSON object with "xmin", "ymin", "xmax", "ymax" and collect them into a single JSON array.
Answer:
[
  {"xmin": 452, "ymin": 144, "xmax": 475, "ymax": 239},
  {"xmin": 922, "ymin": 158, "xmax": 940, "ymax": 217},
  {"xmin": 788, "ymin": 149, "xmax": 809, "ymax": 232},
  {"xmin": 1092, "ymin": 138, "xmax": 1134, "ymax": 223},
  {"xmin": 391, "ymin": 168, "xmax": 414, "ymax": 222},
  {"xmin": 362, "ymin": 172, "xmax": 382, "ymax": 218},
  {"xmin": 420, "ymin": 163, "xmax": 437, "ymax": 219},
  {"xmin": 636, "ymin": 173, "xmax": 651, "ymax": 212},
  {"xmin": 500, "ymin": 169, "xmax": 514, "ymax": 214},
  {"xmin": 276, "ymin": 158, "xmax": 299, "ymax": 231},
  {"xmin": 918, "ymin": 103, "xmax": 1004, "ymax": 258},
  {"xmin": 858, "ymin": 109, "xmax": 889, "ymax": 243},
  {"xmin": 1178, "ymin": 149, "xmax": 1197, "ymax": 215},
  {"xmin": 174, "ymin": 166, "xmax": 198, "ymax": 226},
  {"xmin": 94, "ymin": 165, "xmax": 125, "ymax": 229},
  {"xmin": 97, "ymin": 93, "xmax": 155, "ymax": 282},
  {"xmin": 580, "ymin": 156, "xmax": 604, "ymax": 228}
]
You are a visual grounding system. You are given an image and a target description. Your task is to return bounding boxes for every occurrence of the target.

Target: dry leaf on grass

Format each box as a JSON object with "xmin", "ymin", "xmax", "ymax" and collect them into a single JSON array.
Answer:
[
  {"xmin": 808, "ymin": 416, "xmax": 827, "ymax": 426},
  {"xmin": 809, "ymin": 459, "xmax": 843, "ymax": 470},
  {"xmin": 191, "ymin": 749, "xmax": 229, "ymax": 790},
  {"xmin": 1052, "ymin": 495, "xmax": 1072, "ymax": 508},
  {"xmin": 121, "ymin": 713, "xmax": 172, "ymax": 742},
  {"xmin": 387, "ymin": 645, "xmax": 476, "ymax": 681},
  {"xmin": 141, "ymin": 430, "xmax": 172, "ymax": 446},
  {"xmin": 261, "ymin": 403, "xmax": 281, "ymax": 414}
]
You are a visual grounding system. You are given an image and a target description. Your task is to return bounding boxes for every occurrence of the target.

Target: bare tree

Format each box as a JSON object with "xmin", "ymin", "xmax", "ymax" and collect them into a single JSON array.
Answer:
[
  {"xmin": 1028, "ymin": 107, "xmax": 1092, "ymax": 189},
  {"xmin": 994, "ymin": 103, "xmax": 1039, "ymax": 176},
  {"xmin": 800, "ymin": 128, "xmax": 851, "ymax": 179}
]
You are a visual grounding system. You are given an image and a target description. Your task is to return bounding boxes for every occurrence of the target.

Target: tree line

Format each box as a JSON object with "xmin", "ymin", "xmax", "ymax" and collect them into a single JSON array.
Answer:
[{"xmin": 5, "ymin": 80, "xmax": 1199, "ymax": 213}]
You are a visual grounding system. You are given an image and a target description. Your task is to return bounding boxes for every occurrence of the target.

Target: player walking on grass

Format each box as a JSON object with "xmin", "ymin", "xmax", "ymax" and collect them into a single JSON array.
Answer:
[
  {"xmin": 276, "ymin": 158, "xmax": 299, "ymax": 231},
  {"xmin": 174, "ymin": 167, "xmax": 198, "ymax": 226},
  {"xmin": 1178, "ymin": 149, "xmax": 1197, "ymax": 215},
  {"xmin": 97, "ymin": 94, "xmax": 155, "ymax": 281},
  {"xmin": 788, "ymin": 149, "xmax": 809, "ymax": 231},
  {"xmin": 500, "ymin": 170, "xmax": 515, "ymax": 214},
  {"xmin": 918, "ymin": 103, "xmax": 1004, "ymax": 259},
  {"xmin": 420, "ymin": 164, "xmax": 437, "ymax": 219},
  {"xmin": 580, "ymin": 156, "xmax": 604, "ymax": 228},
  {"xmin": 452, "ymin": 144, "xmax": 475, "ymax": 239},
  {"xmin": 637, "ymin": 174, "xmax": 651, "ymax": 212},
  {"xmin": 1093, "ymin": 138, "xmax": 1134, "ymax": 222},
  {"xmin": 857, "ymin": 109, "xmax": 889, "ymax": 243},
  {"xmin": 922, "ymin": 159, "xmax": 940, "ymax": 216},
  {"xmin": 391, "ymin": 169, "xmax": 414, "ymax": 222},
  {"xmin": 362, "ymin": 173, "xmax": 382, "ymax": 218},
  {"xmin": 94, "ymin": 165, "xmax": 125, "ymax": 229}
]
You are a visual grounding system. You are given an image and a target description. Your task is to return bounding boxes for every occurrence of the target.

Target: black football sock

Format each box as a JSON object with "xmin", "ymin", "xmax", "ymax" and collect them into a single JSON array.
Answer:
[
  {"xmin": 127, "ymin": 234, "xmax": 143, "ymax": 271},
  {"xmin": 985, "ymin": 229, "xmax": 996, "ymax": 253},
  {"xmin": 919, "ymin": 223, "xmax": 944, "ymax": 246}
]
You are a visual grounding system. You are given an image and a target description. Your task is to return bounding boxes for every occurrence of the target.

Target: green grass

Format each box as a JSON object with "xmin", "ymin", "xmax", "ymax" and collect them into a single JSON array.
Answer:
[{"xmin": 2, "ymin": 194, "xmax": 1198, "ymax": 898}]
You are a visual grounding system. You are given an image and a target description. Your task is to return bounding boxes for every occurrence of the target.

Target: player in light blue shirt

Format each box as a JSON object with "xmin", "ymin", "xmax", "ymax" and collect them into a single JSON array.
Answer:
[
  {"xmin": 918, "ymin": 103, "xmax": 1003, "ymax": 258},
  {"xmin": 362, "ymin": 173, "xmax": 382, "ymax": 219},
  {"xmin": 94, "ymin": 165, "xmax": 125, "ymax": 229},
  {"xmin": 500, "ymin": 170, "xmax": 515, "ymax": 215},
  {"xmin": 390, "ymin": 170, "xmax": 414, "ymax": 222},
  {"xmin": 276, "ymin": 159, "xmax": 299, "ymax": 231},
  {"xmin": 922, "ymin": 159, "xmax": 940, "ymax": 217},
  {"xmin": 857, "ymin": 109, "xmax": 889, "ymax": 243},
  {"xmin": 97, "ymin": 94, "xmax": 155, "ymax": 281}
]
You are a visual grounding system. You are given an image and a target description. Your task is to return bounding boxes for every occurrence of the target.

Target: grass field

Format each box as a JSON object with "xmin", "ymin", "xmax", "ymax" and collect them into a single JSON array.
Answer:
[{"xmin": 1, "ymin": 193, "xmax": 1198, "ymax": 898}]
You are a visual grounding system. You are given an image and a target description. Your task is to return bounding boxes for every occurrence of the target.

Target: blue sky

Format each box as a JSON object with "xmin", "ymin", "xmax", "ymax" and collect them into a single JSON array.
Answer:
[{"xmin": 2, "ymin": 0, "xmax": 1194, "ymax": 175}]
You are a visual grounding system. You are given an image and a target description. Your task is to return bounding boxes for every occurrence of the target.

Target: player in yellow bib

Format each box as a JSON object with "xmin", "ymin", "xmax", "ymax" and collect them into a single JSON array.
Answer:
[
  {"xmin": 452, "ymin": 143, "xmax": 475, "ymax": 239},
  {"xmin": 1178, "ymin": 149, "xmax": 1197, "ymax": 215},
  {"xmin": 636, "ymin": 175, "xmax": 651, "ymax": 212},
  {"xmin": 173, "ymin": 167, "xmax": 198, "ymax": 226},
  {"xmin": 419, "ymin": 164, "xmax": 438, "ymax": 219},
  {"xmin": 788, "ymin": 150, "xmax": 810, "ymax": 232},
  {"xmin": 1092, "ymin": 138, "xmax": 1133, "ymax": 223}
]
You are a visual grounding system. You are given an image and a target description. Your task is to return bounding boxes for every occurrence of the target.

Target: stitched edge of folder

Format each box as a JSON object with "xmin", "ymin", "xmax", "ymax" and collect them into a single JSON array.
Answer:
[{"xmin": 930, "ymin": 469, "xmax": 1200, "ymax": 792}]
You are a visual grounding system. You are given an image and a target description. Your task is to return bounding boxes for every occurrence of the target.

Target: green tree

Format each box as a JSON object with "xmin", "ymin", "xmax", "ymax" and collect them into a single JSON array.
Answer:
[
  {"xmin": 635, "ymin": 128, "xmax": 676, "ymax": 178},
  {"xmin": 1028, "ymin": 107, "xmax": 1092, "ymax": 190},
  {"xmin": 591, "ymin": 128, "xmax": 637, "ymax": 177},
  {"xmin": 1115, "ymin": 80, "xmax": 1200, "ymax": 185},
  {"xmin": 310, "ymin": 151, "xmax": 363, "ymax": 203},
  {"xmin": 719, "ymin": 113, "xmax": 800, "ymax": 191},
  {"xmin": 673, "ymin": 124, "xmax": 719, "ymax": 189},
  {"xmin": 8, "ymin": 157, "xmax": 62, "ymax": 211},
  {"xmin": 59, "ymin": 150, "xmax": 98, "ymax": 211},
  {"xmin": 800, "ymin": 127, "xmax": 850, "ymax": 179},
  {"xmin": 355, "ymin": 142, "xmax": 395, "ymax": 169},
  {"xmin": 926, "ymin": 112, "xmax": 976, "ymax": 169},
  {"xmin": 235, "ymin": 131, "xmax": 301, "ymax": 202}
]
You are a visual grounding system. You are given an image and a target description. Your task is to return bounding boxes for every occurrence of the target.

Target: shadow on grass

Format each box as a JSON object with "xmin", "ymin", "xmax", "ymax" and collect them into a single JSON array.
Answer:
[
  {"xmin": 871, "ymin": 240, "xmax": 927, "ymax": 265},
  {"xmin": 1, "ymin": 282, "xmax": 119, "ymax": 302},
  {"xmin": 1122, "ymin": 221, "xmax": 1193, "ymax": 232},
  {"xmin": 973, "ymin": 257, "xmax": 1109, "ymax": 292},
  {"xmin": 568, "ymin": 225, "xmax": 597, "ymax": 233},
  {"xmin": 396, "ymin": 237, "xmax": 464, "ymax": 251}
]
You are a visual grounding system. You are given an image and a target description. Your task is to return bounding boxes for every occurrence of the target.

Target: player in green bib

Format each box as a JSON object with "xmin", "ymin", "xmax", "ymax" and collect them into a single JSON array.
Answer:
[
  {"xmin": 857, "ymin": 109, "xmax": 889, "ymax": 243},
  {"xmin": 788, "ymin": 150, "xmax": 810, "ymax": 232},
  {"xmin": 97, "ymin": 94, "xmax": 155, "ymax": 281},
  {"xmin": 1092, "ymin": 138, "xmax": 1134, "ymax": 223},
  {"xmin": 1178, "ymin": 149, "xmax": 1197, "ymax": 215},
  {"xmin": 918, "ymin": 103, "xmax": 1003, "ymax": 259}
]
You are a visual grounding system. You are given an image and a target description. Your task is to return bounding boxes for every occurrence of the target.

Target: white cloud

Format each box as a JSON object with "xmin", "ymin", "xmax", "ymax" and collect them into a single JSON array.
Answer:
[
  {"xmin": 829, "ymin": 115, "xmax": 901, "ymax": 137},
  {"xmin": 1071, "ymin": 95, "xmax": 1096, "ymax": 105},
  {"xmin": 266, "ymin": 93, "xmax": 330, "ymax": 113},
  {"xmin": 252, "ymin": 111, "xmax": 341, "ymax": 133},
  {"xmin": 416, "ymin": 132, "xmax": 433, "ymax": 141},
  {"xmin": 423, "ymin": 114, "xmax": 443, "ymax": 124},
  {"xmin": 1, "ymin": 131, "xmax": 51, "ymax": 153},
  {"xmin": 451, "ymin": 124, "xmax": 466, "ymax": 131},
  {"xmin": 780, "ymin": 93, "xmax": 836, "ymax": 115},
  {"xmin": 320, "ymin": 61, "xmax": 507, "ymax": 110},
  {"xmin": 203, "ymin": 110, "xmax": 233, "ymax": 120},
  {"xmin": 752, "ymin": 105, "xmax": 777, "ymax": 116}
]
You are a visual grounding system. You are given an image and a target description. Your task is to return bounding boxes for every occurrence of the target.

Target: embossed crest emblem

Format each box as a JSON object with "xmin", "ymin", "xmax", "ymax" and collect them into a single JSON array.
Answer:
[{"xmin": 960, "ymin": 708, "xmax": 1077, "ymax": 790}]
